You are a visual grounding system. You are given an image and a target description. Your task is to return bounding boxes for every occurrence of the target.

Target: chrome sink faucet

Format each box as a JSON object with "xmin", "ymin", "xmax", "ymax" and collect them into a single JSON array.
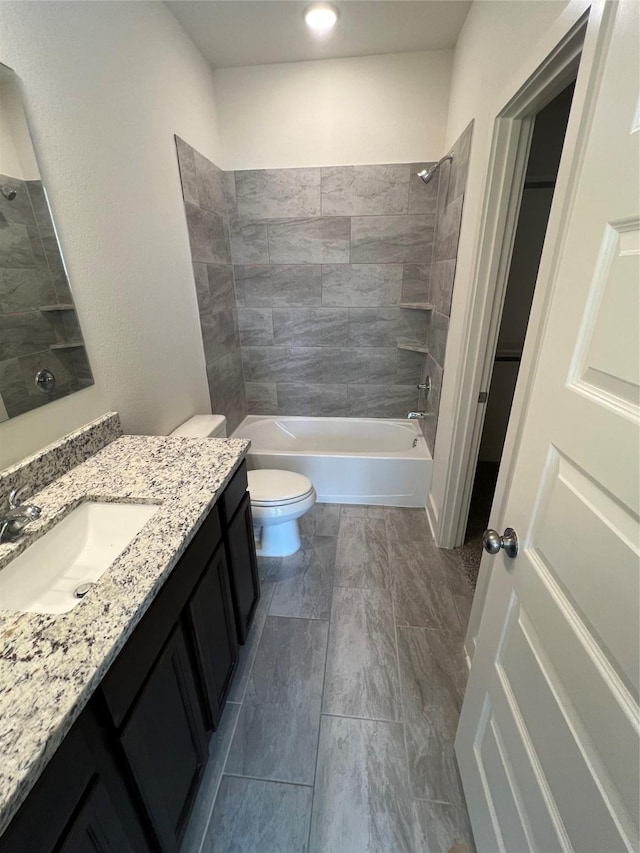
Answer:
[{"xmin": 0, "ymin": 487, "xmax": 41, "ymax": 543}]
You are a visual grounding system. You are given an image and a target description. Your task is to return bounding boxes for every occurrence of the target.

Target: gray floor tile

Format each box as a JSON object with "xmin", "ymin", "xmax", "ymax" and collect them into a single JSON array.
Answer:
[
  {"xmin": 268, "ymin": 535, "xmax": 337, "ymax": 620},
  {"xmin": 309, "ymin": 715, "xmax": 414, "ymax": 853},
  {"xmin": 180, "ymin": 702, "xmax": 241, "ymax": 853},
  {"xmin": 203, "ymin": 776, "xmax": 312, "ymax": 853},
  {"xmin": 384, "ymin": 507, "xmax": 432, "ymax": 544},
  {"xmin": 397, "ymin": 626, "xmax": 467, "ymax": 805},
  {"xmin": 412, "ymin": 799, "xmax": 476, "ymax": 853},
  {"xmin": 340, "ymin": 504, "xmax": 386, "ymax": 519},
  {"xmin": 389, "ymin": 539, "xmax": 460, "ymax": 630},
  {"xmin": 404, "ymin": 707, "xmax": 466, "ymax": 806},
  {"xmin": 453, "ymin": 593, "xmax": 473, "ymax": 636},
  {"xmin": 323, "ymin": 587, "xmax": 401, "ymax": 721},
  {"xmin": 226, "ymin": 582, "xmax": 274, "ymax": 703},
  {"xmin": 299, "ymin": 503, "xmax": 341, "ymax": 537},
  {"xmin": 226, "ymin": 616, "xmax": 328, "ymax": 785},
  {"xmin": 335, "ymin": 516, "xmax": 389, "ymax": 589},
  {"xmin": 198, "ymin": 506, "xmax": 473, "ymax": 852}
]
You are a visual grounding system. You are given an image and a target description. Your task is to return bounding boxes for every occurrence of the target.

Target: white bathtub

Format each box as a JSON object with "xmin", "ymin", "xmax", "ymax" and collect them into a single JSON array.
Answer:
[{"xmin": 232, "ymin": 416, "xmax": 431, "ymax": 507}]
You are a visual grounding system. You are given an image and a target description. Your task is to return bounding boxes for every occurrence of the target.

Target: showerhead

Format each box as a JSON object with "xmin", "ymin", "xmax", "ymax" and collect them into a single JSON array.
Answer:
[
  {"xmin": 1, "ymin": 186, "xmax": 17, "ymax": 201},
  {"xmin": 417, "ymin": 153, "xmax": 454, "ymax": 185},
  {"xmin": 416, "ymin": 165, "xmax": 437, "ymax": 185}
]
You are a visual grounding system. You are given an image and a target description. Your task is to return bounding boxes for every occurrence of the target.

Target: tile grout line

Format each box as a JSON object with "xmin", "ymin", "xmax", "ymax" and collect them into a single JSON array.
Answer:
[
  {"xmin": 387, "ymin": 512, "xmax": 414, "ymax": 810},
  {"xmin": 196, "ymin": 582, "xmax": 276, "ymax": 853},
  {"xmin": 307, "ymin": 516, "xmax": 338, "ymax": 853},
  {"xmin": 266, "ymin": 612, "xmax": 330, "ymax": 622},
  {"xmin": 321, "ymin": 711, "xmax": 404, "ymax": 725},
  {"xmin": 231, "ymin": 580, "xmax": 276, "ymax": 705},
  {"xmin": 222, "ymin": 771, "xmax": 315, "ymax": 790},
  {"xmin": 194, "ymin": 704, "xmax": 243, "ymax": 853}
]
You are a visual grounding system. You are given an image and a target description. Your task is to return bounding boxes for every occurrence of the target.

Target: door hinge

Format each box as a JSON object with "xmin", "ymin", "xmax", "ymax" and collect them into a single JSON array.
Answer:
[{"xmin": 478, "ymin": 391, "xmax": 488, "ymax": 403}]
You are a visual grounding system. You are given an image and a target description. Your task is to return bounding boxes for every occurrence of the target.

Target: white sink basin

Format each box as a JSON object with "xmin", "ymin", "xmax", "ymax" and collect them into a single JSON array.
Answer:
[{"xmin": 0, "ymin": 502, "xmax": 159, "ymax": 614}]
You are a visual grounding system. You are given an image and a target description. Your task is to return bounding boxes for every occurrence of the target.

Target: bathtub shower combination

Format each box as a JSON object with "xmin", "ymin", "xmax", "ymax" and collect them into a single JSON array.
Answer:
[{"xmin": 232, "ymin": 416, "xmax": 432, "ymax": 507}]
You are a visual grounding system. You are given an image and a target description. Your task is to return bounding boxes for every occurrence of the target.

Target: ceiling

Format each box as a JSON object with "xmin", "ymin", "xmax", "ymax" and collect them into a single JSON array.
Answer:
[{"xmin": 166, "ymin": 1, "xmax": 472, "ymax": 69}]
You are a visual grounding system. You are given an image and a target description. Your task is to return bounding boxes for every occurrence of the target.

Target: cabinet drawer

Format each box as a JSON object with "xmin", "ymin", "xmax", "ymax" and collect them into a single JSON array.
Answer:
[
  {"xmin": 101, "ymin": 506, "xmax": 222, "ymax": 727},
  {"xmin": 219, "ymin": 460, "xmax": 248, "ymax": 525}
]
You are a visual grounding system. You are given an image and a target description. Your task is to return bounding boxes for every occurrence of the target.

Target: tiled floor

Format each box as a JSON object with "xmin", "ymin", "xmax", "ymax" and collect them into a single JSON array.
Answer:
[{"xmin": 182, "ymin": 504, "xmax": 476, "ymax": 853}]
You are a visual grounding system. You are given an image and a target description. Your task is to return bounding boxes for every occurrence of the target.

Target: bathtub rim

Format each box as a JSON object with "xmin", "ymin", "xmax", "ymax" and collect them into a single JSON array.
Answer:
[{"xmin": 232, "ymin": 415, "xmax": 431, "ymax": 460}]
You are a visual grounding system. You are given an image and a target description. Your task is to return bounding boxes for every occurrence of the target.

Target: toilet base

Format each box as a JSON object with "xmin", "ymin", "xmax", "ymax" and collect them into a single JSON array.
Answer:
[{"xmin": 254, "ymin": 519, "xmax": 302, "ymax": 557}]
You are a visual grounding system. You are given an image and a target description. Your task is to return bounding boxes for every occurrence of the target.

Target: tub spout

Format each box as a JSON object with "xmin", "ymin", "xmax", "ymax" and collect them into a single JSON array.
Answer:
[{"xmin": 406, "ymin": 411, "xmax": 427, "ymax": 420}]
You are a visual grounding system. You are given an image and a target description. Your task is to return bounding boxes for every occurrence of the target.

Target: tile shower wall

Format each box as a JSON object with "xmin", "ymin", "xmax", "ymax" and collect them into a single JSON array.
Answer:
[
  {"xmin": 175, "ymin": 137, "xmax": 247, "ymax": 431},
  {"xmin": 0, "ymin": 175, "xmax": 91, "ymax": 419},
  {"xmin": 421, "ymin": 122, "xmax": 473, "ymax": 454},
  {"xmin": 175, "ymin": 140, "xmax": 472, "ymax": 430},
  {"xmin": 231, "ymin": 164, "xmax": 439, "ymax": 418}
]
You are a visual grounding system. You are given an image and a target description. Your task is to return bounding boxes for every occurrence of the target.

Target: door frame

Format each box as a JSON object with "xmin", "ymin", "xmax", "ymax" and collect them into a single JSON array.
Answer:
[{"xmin": 429, "ymin": 2, "xmax": 615, "ymax": 659}]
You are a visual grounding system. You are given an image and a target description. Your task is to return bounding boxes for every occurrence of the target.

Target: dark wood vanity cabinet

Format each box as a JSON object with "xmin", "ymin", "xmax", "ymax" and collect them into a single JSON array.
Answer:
[
  {"xmin": 0, "ymin": 461, "xmax": 258, "ymax": 853},
  {"xmin": 184, "ymin": 544, "xmax": 238, "ymax": 729},
  {"xmin": 98, "ymin": 501, "xmax": 239, "ymax": 851},
  {"xmin": 57, "ymin": 776, "xmax": 144, "ymax": 853},
  {"xmin": 120, "ymin": 624, "xmax": 209, "ymax": 851},
  {"xmin": 0, "ymin": 708, "xmax": 152, "ymax": 853}
]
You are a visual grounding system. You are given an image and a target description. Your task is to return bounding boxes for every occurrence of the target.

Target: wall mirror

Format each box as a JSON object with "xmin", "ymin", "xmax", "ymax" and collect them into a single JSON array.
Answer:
[{"xmin": 0, "ymin": 62, "xmax": 93, "ymax": 422}]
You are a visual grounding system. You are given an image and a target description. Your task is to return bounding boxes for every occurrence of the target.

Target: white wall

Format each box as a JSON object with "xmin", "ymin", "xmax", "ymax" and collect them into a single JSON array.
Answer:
[
  {"xmin": 428, "ymin": 0, "xmax": 578, "ymax": 527},
  {"xmin": 214, "ymin": 50, "xmax": 452, "ymax": 170},
  {"xmin": 0, "ymin": 0, "xmax": 223, "ymax": 468}
]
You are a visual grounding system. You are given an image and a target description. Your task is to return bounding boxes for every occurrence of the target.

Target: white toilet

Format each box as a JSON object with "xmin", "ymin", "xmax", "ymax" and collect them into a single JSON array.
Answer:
[{"xmin": 170, "ymin": 415, "xmax": 316, "ymax": 557}]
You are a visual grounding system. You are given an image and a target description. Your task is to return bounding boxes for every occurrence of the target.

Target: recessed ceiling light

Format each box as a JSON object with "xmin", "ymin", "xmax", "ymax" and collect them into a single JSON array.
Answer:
[{"xmin": 304, "ymin": 3, "xmax": 339, "ymax": 33}]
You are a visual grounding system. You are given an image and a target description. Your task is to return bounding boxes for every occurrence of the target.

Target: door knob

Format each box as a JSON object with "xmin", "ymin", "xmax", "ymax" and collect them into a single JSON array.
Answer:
[{"xmin": 482, "ymin": 527, "xmax": 518, "ymax": 558}]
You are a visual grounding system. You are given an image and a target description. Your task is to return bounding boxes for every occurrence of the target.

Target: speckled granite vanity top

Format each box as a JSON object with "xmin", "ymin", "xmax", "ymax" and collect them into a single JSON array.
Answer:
[{"xmin": 0, "ymin": 432, "xmax": 249, "ymax": 834}]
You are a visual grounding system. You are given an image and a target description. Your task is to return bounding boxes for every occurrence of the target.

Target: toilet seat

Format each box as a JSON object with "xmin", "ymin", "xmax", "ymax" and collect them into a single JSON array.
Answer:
[
  {"xmin": 247, "ymin": 469, "xmax": 314, "ymax": 506},
  {"xmin": 247, "ymin": 469, "xmax": 316, "ymax": 557}
]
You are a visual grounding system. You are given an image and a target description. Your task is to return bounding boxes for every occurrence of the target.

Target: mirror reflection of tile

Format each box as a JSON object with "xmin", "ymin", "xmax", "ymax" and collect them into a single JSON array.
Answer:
[{"xmin": 0, "ymin": 65, "xmax": 92, "ymax": 422}]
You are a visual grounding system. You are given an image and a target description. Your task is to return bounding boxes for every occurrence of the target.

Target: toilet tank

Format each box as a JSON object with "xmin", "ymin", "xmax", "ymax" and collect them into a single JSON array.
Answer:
[{"xmin": 170, "ymin": 414, "xmax": 227, "ymax": 438}]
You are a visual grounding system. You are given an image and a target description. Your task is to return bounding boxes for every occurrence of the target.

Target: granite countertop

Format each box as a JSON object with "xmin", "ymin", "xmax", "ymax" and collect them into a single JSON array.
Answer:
[{"xmin": 0, "ymin": 434, "xmax": 249, "ymax": 835}]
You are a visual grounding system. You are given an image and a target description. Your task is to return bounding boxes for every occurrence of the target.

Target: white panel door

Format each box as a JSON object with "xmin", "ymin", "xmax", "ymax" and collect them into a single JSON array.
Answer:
[{"xmin": 455, "ymin": 4, "xmax": 640, "ymax": 851}]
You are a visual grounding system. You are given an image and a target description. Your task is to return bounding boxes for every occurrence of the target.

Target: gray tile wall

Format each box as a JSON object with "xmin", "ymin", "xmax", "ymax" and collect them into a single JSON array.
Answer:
[
  {"xmin": 175, "ymin": 137, "xmax": 247, "ymax": 431},
  {"xmin": 231, "ymin": 163, "xmax": 440, "ymax": 418},
  {"xmin": 421, "ymin": 122, "xmax": 473, "ymax": 454},
  {"xmin": 0, "ymin": 175, "xmax": 91, "ymax": 420},
  {"xmin": 175, "ymin": 139, "xmax": 472, "ymax": 430}
]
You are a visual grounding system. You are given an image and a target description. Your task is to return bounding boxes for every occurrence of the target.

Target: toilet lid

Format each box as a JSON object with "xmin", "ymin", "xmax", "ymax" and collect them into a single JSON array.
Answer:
[{"xmin": 248, "ymin": 469, "xmax": 314, "ymax": 505}]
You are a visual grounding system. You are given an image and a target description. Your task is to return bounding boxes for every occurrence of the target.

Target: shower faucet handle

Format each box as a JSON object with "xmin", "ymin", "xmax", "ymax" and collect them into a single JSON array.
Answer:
[{"xmin": 417, "ymin": 377, "xmax": 432, "ymax": 398}]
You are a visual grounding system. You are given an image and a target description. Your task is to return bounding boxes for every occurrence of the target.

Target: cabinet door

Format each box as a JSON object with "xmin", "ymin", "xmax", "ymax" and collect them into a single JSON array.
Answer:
[
  {"xmin": 121, "ymin": 625, "xmax": 208, "ymax": 853},
  {"xmin": 0, "ymin": 708, "xmax": 151, "ymax": 853},
  {"xmin": 58, "ymin": 778, "xmax": 136, "ymax": 853},
  {"xmin": 185, "ymin": 545, "xmax": 238, "ymax": 730},
  {"xmin": 100, "ymin": 507, "xmax": 222, "ymax": 729},
  {"xmin": 225, "ymin": 492, "xmax": 260, "ymax": 644}
]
